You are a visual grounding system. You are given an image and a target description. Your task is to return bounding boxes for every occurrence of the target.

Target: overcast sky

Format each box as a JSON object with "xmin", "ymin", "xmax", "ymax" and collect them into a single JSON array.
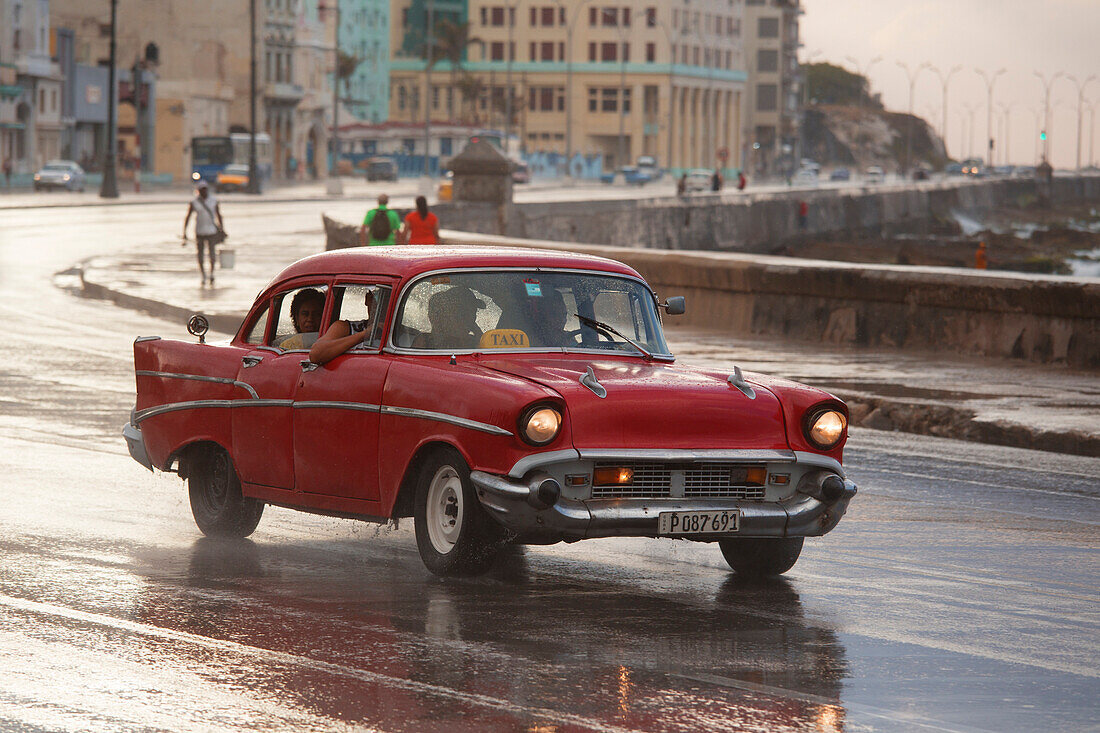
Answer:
[{"xmin": 801, "ymin": 0, "xmax": 1100, "ymax": 167}]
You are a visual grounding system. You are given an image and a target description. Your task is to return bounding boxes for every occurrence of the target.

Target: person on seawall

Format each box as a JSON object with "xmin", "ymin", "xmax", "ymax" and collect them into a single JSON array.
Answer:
[
  {"xmin": 359, "ymin": 193, "xmax": 402, "ymax": 246},
  {"xmin": 399, "ymin": 195, "xmax": 441, "ymax": 245}
]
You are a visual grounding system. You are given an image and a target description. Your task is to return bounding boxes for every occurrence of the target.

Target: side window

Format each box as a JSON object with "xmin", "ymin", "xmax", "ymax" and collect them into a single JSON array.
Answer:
[
  {"xmin": 271, "ymin": 285, "xmax": 328, "ymax": 350},
  {"xmin": 244, "ymin": 303, "xmax": 271, "ymax": 345},
  {"xmin": 331, "ymin": 283, "xmax": 392, "ymax": 350}
]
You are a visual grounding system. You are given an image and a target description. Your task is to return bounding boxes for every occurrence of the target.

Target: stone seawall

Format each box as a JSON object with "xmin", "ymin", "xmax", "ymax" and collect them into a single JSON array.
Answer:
[
  {"xmin": 439, "ymin": 231, "xmax": 1100, "ymax": 370},
  {"xmin": 434, "ymin": 175, "xmax": 1100, "ymax": 251}
]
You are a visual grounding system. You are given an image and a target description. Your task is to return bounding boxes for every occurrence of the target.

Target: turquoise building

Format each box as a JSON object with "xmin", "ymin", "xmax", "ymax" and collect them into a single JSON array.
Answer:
[{"xmin": 338, "ymin": 0, "xmax": 392, "ymax": 123}]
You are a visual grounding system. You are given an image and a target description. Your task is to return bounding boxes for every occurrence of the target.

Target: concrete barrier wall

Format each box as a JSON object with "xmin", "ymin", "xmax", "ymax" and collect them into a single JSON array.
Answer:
[
  {"xmin": 442, "ymin": 231, "xmax": 1100, "ymax": 370},
  {"xmin": 435, "ymin": 175, "xmax": 1100, "ymax": 251}
]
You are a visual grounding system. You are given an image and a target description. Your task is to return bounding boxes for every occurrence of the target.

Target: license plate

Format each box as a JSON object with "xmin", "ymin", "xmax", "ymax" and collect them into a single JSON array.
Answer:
[{"xmin": 658, "ymin": 510, "xmax": 740, "ymax": 536}]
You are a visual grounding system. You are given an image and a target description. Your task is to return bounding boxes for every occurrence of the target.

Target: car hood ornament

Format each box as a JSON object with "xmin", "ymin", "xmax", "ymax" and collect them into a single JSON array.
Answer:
[
  {"xmin": 579, "ymin": 365, "xmax": 607, "ymax": 398},
  {"xmin": 727, "ymin": 366, "xmax": 756, "ymax": 399}
]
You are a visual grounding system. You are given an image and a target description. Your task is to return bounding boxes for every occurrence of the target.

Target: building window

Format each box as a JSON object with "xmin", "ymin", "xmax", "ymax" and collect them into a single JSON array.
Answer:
[
  {"xmin": 758, "ymin": 17, "xmax": 779, "ymax": 38},
  {"xmin": 622, "ymin": 43, "xmax": 629, "ymax": 62},
  {"xmin": 402, "ymin": 138, "xmax": 416, "ymax": 153},
  {"xmin": 529, "ymin": 7, "xmax": 537, "ymax": 25},
  {"xmin": 530, "ymin": 41, "xmax": 537, "ymax": 61},
  {"xmin": 601, "ymin": 87, "xmax": 617, "ymax": 111},
  {"xmin": 541, "ymin": 6, "xmax": 554, "ymax": 26},
  {"xmin": 491, "ymin": 7, "xmax": 505, "ymax": 26},
  {"xmin": 645, "ymin": 42, "xmax": 655, "ymax": 62},
  {"xmin": 540, "ymin": 41, "xmax": 554, "ymax": 61},
  {"xmin": 558, "ymin": 42, "xmax": 565, "ymax": 60},
  {"xmin": 490, "ymin": 41, "xmax": 505, "ymax": 60},
  {"xmin": 441, "ymin": 137, "xmax": 453, "ymax": 155},
  {"xmin": 588, "ymin": 42, "xmax": 596, "ymax": 62},
  {"xmin": 600, "ymin": 42, "xmax": 617, "ymax": 61},
  {"xmin": 622, "ymin": 7, "xmax": 630, "ymax": 26},
  {"xmin": 645, "ymin": 7, "xmax": 656, "ymax": 27},
  {"xmin": 589, "ymin": 7, "xmax": 597, "ymax": 26},
  {"xmin": 600, "ymin": 7, "xmax": 618, "ymax": 26},
  {"xmin": 756, "ymin": 83, "xmax": 778, "ymax": 111},
  {"xmin": 757, "ymin": 49, "xmax": 778, "ymax": 73},
  {"xmin": 398, "ymin": 86, "xmax": 407, "ymax": 110}
]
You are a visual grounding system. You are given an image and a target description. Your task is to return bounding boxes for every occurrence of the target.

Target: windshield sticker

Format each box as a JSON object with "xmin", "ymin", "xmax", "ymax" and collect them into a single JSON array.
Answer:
[
  {"xmin": 524, "ymin": 279, "xmax": 542, "ymax": 297},
  {"xmin": 429, "ymin": 276, "xmax": 451, "ymax": 285}
]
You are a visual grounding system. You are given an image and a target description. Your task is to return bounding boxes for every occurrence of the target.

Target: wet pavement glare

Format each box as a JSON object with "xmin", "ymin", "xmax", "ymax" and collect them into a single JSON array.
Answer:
[{"xmin": 0, "ymin": 200, "xmax": 1097, "ymax": 732}]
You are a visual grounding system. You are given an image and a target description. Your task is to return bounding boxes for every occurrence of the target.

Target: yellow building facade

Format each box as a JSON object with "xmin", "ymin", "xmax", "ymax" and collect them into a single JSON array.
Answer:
[{"xmin": 389, "ymin": 0, "xmax": 747, "ymax": 173}]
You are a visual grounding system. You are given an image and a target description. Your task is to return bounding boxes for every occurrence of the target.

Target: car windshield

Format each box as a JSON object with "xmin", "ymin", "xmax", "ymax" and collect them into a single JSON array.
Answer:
[
  {"xmin": 224, "ymin": 164, "xmax": 250, "ymax": 175},
  {"xmin": 393, "ymin": 270, "xmax": 670, "ymax": 356},
  {"xmin": 43, "ymin": 164, "xmax": 72, "ymax": 171}
]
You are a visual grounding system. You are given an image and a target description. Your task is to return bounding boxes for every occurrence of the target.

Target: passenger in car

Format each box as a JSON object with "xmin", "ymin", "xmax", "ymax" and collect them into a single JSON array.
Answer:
[
  {"xmin": 309, "ymin": 287, "xmax": 381, "ymax": 364},
  {"xmin": 528, "ymin": 289, "xmax": 578, "ymax": 347},
  {"xmin": 276, "ymin": 288, "xmax": 325, "ymax": 350},
  {"xmin": 413, "ymin": 286, "xmax": 486, "ymax": 349}
]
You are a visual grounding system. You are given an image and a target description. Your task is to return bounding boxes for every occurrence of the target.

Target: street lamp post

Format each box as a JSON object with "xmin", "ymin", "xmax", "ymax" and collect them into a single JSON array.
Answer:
[
  {"xmin": 897, "ymin": 61, "xmax": 931, "ymax": 175},
  {"xmin": 247, "ymin": 0, "xmax": 259, "ymax": 194},
  {"xmin": 424, "ymin": 0, "xmax": 434, "ymax": 176},
  {"xmin": 504, "ymin": 0, "xmax": 519, "ymax": 155},
  {"xmin": 99, "ymin": 0, "xmax": 119, "ymax": 198},
  {"xmin": 549, "ymin": 0, "xmax": 596, "ymax": 177},
  {"xmin": 929, "ymin": 64, "xmax": 961, "ymax": 159},
  {"xmin": 1065, "ymin": 74, "xmax": 1097, "ymax": 170},
  {"xmin": 1034, "ymin": 71, "xmax": 1065, "ymax": 162},
  {"xmin": 996, "ymin": 101, "xmax": 1015, "ymax": 166},
  {"xmin": 844, "ymin": 55, "xmax": 881, "ymax": 168},
  {"xmin": 975, "ymin": 68, "xmax": 1006, "ymax": 167},
  {"xmin": 961, "ymin": 101, "xmax": 979, "ymax": 160}
]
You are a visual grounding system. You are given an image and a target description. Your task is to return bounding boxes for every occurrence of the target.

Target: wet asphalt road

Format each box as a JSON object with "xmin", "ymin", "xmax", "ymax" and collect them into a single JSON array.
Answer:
[{"xmin": 1, "ymin": 201, "xmax": 1098, "ymax": 732}]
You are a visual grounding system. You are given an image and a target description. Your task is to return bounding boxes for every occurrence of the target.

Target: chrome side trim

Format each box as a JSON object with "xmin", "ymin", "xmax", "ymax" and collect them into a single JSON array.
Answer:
[
  {"xmin": 381, "ymin": 405, "xmax": 513, "ymax": 436},
  {"xmin": 136, "ymin": 370, "xmax": 259, "ymax": 399},
  {"xmin": 133, "ymin": 398, "xmax": 294, "ymax": 424},
  {"xmin": 294, "ymin": 401, "xmax": 381, "ymax": 413},
  {"xmin": 508, "ymin": 448, "xmax": 582, "ymax": 478},
  {"xmin": 134, "ymin": 336, "xmax": 161, "ymax": 343},
  {"xmin": 793, "ymin": 451, "xmax": 845, "ymax": 478},
  {"xmin": 577, "ymin": 449, "xmax": 797, "ymax": 463}
]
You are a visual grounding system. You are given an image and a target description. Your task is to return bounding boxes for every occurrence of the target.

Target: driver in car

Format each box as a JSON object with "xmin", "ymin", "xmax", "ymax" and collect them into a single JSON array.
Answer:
[
  {"xmin": 276, "ymin": 288, "xmax": 325, "ymax": 350},
  {"xmin": 414, "ymin": 286, "xmax": 486, "ymax": 350}
]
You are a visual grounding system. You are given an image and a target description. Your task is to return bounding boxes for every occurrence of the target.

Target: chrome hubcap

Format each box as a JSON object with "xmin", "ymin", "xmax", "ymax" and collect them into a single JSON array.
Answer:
[{"xmin": 426, "ymin": 465, "xmax": 463, "ymax": 554}]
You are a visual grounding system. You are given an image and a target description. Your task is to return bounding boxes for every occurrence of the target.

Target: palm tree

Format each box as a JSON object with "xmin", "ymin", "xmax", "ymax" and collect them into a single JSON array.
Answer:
[
  {"xmin": 433, "ymin": 20, "xmax": 480, "ymax": 122},
  {"xmin": 335, "ymin": 49, "xmax": 362, "ymax": 105},
  {"xmin": 456, "ymin": 71, "xmax": 485, "ymax": 125}
]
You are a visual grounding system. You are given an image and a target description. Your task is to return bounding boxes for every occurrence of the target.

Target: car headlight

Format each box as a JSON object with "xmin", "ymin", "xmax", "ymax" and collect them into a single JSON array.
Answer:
[
  {"xmin": 63, "ymin": 174, "xmax": 71, "ymax": 181},
  {"xmin": 34, "ymin": 174, "xmax": 40, "ymax": 180},
  {"xmin": 805, "ymin": 408, "xmax": 847, "ymax": 450},
  {"xmin": 192, "ymin": 171, "xmax": 201, "ymax": 181},
  {"xmin": 519, "ymin": 405, "xmax": 562, "ymax": 446}
]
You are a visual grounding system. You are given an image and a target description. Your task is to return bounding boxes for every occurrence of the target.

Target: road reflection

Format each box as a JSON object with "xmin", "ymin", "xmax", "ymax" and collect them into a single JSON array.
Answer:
[{"xmin": 127, "ymin": 538, "xmax": 849, "ymax": 732}]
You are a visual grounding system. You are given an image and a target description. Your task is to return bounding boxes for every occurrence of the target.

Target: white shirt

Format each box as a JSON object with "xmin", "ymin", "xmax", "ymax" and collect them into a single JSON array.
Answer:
[{"xmin": 191, "ymin": 193, "xmax": 219, "ymax": 236}]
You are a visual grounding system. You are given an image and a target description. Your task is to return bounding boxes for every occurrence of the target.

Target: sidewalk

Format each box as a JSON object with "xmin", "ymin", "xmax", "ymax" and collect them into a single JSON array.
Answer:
[{"xmin": 73, "ymin": 237, "xmax": 1100, "ymax": 458}]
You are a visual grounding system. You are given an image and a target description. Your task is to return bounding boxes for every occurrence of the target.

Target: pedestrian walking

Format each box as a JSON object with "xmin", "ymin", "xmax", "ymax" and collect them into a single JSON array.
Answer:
[
  {"xmin": 797, "ymin": 199, "xmax": 809, "ymax": 230},
  {"xmin": 2, "ymin": 157, "xmax": 11, "ymax": 190},
  {"xmin": 359, "ymin": 193, "xmax": 402, "ymax": 246},
  {"xmin": 974, "ymin": 241, "xmax": 988, "ymax": 270},
  {"xmin": 399, "ymin": 195, "xmax": 441, "ymax": 245},
  {"xmin": 676, "ymin": 173, "xmax": 687, "ymax": 198},
  {"xmin": 711, "ymin": 169, "xmax": 723, "ymax": 192},
  {"xmin": 737, "ymin": 171, "xmax": 747, "ymax": 191},
  {"xmin": 182, "ymin": 180, "xmax": 226, "ymax": 285}
]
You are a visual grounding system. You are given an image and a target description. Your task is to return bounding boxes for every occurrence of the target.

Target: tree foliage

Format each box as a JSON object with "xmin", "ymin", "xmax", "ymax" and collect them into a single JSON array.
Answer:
[{"xmin": 805, "ymin": 62, "xmax": 882, "ymax": 109}]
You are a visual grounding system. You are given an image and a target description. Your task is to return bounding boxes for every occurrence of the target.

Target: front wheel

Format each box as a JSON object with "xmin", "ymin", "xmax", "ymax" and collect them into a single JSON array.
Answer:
[
  {"xmin": 186, "ymin": 445, "xmax": 264, "ymax": 537},
  {"xmin": 718, "ymin": 537, "xmax": 804, "ymax": 577},
  {"xmin": 414, "ymin": 448, "xmax": 502, "ymax": 576}
]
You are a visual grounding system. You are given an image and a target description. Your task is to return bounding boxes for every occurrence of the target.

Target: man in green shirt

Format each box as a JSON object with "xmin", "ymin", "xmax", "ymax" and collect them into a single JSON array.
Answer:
[{"xmin": 359, "ymin": 193, "xmax": 403, "ymax": 246}]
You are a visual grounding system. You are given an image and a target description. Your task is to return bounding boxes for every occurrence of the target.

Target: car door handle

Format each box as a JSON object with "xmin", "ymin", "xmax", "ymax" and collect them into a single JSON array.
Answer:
[
  {"xmin": 300, "ymin": 361, "xmax": 319, "ymax": 373},
  {"xmin": 241, "ymin": 355, "xmax": 263, "ymax": 368}
]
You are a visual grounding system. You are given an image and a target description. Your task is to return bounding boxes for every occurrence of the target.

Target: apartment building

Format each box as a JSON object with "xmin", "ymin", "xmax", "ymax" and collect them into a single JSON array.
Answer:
[
  {"xmin": 2, "ymin": 0, "xmax": 65, "ymax": 173},
  {"xmin": 742, "ymin": 0, "xmax": 801, "ymax": 177},
  {"xmin": 388, "ymin": 0, "xmax": 747, "ymax": 173}
]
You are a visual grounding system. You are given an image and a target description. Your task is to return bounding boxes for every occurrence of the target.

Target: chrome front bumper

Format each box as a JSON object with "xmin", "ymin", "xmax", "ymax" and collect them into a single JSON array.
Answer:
[{"xmin": 470, "ymin": 451, "xmax": 857, "ymax": 542}]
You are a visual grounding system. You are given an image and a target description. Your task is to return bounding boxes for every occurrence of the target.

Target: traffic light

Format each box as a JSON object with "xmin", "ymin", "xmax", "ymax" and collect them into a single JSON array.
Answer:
[{"xmin": 1040, "ymin": 130, "xmax": 1048, "ymax": 141}]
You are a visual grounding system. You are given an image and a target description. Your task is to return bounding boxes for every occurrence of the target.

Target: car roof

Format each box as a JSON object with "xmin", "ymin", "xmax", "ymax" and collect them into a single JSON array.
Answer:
[{"xmin": 268, "ymin": 245, "xmax": 643, "ymax": 287}]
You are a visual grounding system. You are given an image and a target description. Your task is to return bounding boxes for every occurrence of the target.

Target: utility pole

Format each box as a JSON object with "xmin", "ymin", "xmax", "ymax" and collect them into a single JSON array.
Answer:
[
  {"xmin": 1065, "ymin": 74, "xmax": 1096, "ymax": 170},
  {"xmin": 1034, "ymin": 71, "xmax": 1064, "ymax": 162},
  {"xmin": 247, "ymin": 0, "xmax": 260, "ymax": 193},
  {"xmin": 424, "ymin": 0, "xmax": 433, "ymax": 176},
  {"xmin": 975, "ymin": 68, "xmax": 1006, "ymax": 168},
  {"xmin": 897, "ymin": 61, "xmax": 930, "ymax": 175},
  {"xmin": 504, "ymin": 0, "xmax": 517, "ymax": 156},
  {"xmin": 99, "ymin": 0, "xmax": 119, "ymax": 198},
  {"xmin": 929, "ymin": 64, "xmax": 961, "ymax": 160}
]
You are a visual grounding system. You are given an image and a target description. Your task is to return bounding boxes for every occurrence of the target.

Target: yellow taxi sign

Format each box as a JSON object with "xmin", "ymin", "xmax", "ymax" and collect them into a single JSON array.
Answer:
[{"xmin": 479, "ymin": 329, "xmax": 530, "ymax": 349}]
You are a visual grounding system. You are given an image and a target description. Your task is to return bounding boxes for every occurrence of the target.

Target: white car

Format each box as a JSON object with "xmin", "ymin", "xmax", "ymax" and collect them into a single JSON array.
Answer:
[
  {"xmin": 33, "ymin": 160, "xmax": 86, "ymax": 192},
  {"xmin": 864, "ymin": 166, "xmax": 885, "ymax": 184},
  {"xmin": 684, "ymin": 168, "xmax": 714, "ymax": 192}
]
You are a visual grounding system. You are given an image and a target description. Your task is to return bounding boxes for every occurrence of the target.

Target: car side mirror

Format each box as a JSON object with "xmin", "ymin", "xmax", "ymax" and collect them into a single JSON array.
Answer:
[{"xmin": 662, "ymin": 296, "xmax": 686, "ymax": 316}]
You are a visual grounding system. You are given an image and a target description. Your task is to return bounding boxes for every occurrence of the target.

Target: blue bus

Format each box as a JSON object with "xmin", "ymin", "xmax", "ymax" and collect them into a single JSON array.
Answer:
[{"xmin": 191, "ymin": 133, "xmax": 273, "ymax": 187}]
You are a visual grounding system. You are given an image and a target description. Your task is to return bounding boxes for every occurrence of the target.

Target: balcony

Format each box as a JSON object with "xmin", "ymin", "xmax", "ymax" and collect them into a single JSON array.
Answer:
[{"xmin": 264, "ymin": 81, "xmax": 305, "ymax": 103}]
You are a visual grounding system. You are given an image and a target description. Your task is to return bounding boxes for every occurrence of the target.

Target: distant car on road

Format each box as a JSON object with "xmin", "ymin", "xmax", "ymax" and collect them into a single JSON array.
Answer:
[
  {"xmin": 864, "ymin": 166, "xmax": 885, "ymax": 183},
  {"xmin": 215, "ymin": 164, "xmax": 252, "ymax": 193},
  {"xmin": 123, "ymin": 246, "xmax": 857, "ymax": 577},
  {"xmin": 365, "ymin": 158, "xmax": 398, "ymax": 182},
  {"xmin": 636, "ymin": 155, "xmax": 662, "ymax": 180},
  {"xmin": 683, "ymin": 168, "xmax": 713, "ymax": 192},
  {"xmin": 829, "ymin": 167, "xmax": 851, "ymax": 181},
  {"xmin": 33, "ymin": 160, "xmax": 85, "ymax": 192},
  {"xmin": 945, "ymin": 162, "xmax": 964, "ymax": 176},
  {"xmin": 512, "ymin": 161, "xmax": 531, "ymax": 184},
  {"xmin": 794, "ymin": 165, "xmax": 819, "ymax": 183},
  {"xmin": 1014, "ymin": 165, "xmax": 1036, "ymax": 179},
  {"xmin": 961, "ymin": 158, "xmax": 984, "ymax": 177},
  {"xmin": 911, "ymin": 167, "xmax": 931, "ymax": 180},
  {"xmin": 600, "ymin": 166, "xmax": 653, "ymax": 185}
]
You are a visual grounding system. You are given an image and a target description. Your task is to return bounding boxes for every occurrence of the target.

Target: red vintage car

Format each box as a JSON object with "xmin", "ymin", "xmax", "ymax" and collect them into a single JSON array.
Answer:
[{"xmin": 124, "ymin": 246, "xmax": 856, "ymax": 576}]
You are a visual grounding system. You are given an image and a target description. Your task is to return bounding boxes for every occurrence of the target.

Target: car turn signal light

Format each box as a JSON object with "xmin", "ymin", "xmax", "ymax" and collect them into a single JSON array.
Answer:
[
  {"xmin": 594, "ymin": 467, "xmax": 634, "ymax": 486},
  {"xmin": 745, "ymin": 466, "xmax": 767, "ymax": 485}
]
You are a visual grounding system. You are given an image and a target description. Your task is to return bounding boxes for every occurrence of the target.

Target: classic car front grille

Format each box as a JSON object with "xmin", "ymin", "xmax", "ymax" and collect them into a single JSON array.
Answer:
[{"xmin": 591, "ymin": 462, "xmax": 766, "ymax": 500}]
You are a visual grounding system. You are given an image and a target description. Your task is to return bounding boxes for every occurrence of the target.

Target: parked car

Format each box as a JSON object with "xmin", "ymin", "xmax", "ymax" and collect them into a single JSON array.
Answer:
[
  {"xmin": 864, "ymin": 166, "xmax": 885, "ymax": 183},
  {"xmin": 636, "ymin": 155, "xmax": 662, "ymax": 180},
  {"xmin": 794, "ymin": 166, "xmax": 819, "ymax": 183},
  {"xmin": 683, "ymin": 168, "xmax": 714, "ymax": 192},
  {"xmin": 600, "ymin": 166, "xmax": 653, "ymax": 185},
  {"xmin": 33, "ymin": 160, "xmax": 85, "ymax": 192},
  {"xmin": 512, "ymin": 161, "xmax": 531, "ymax": 184},
  {"xmin": 365, "ymin": 157, "xmax": 398, "ymax": 182},
  {"xmin": 215, "ymin": 164, "xmax": 252, "ymax": 193},
  {"xmin": 945, "ymin": 162, "xmax": 964, "ymax": 176},
  {"xmin": 829, "ymin": 167, "xmax": 851, "ymax": 181},
  {"xmin": 961, "ymin": 158, "xmax": 984, "ymax": 177},
  {"xmin": 124, "ymin": 247, "xmax": 857, "ymax": 577}
]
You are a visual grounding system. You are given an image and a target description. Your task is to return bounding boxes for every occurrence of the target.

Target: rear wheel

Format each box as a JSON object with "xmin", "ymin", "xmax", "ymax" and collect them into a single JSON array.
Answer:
[
  {"xmin": 414, "ymin": 447, "xmax": 502, "ymax": 576},
  {"xmin": 718, "ymin": 537, "xmax": 804, "ymax": 577},
  {"xmin": 186, "ymin": 445, "xmax": 264, "ymax": 537}
]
